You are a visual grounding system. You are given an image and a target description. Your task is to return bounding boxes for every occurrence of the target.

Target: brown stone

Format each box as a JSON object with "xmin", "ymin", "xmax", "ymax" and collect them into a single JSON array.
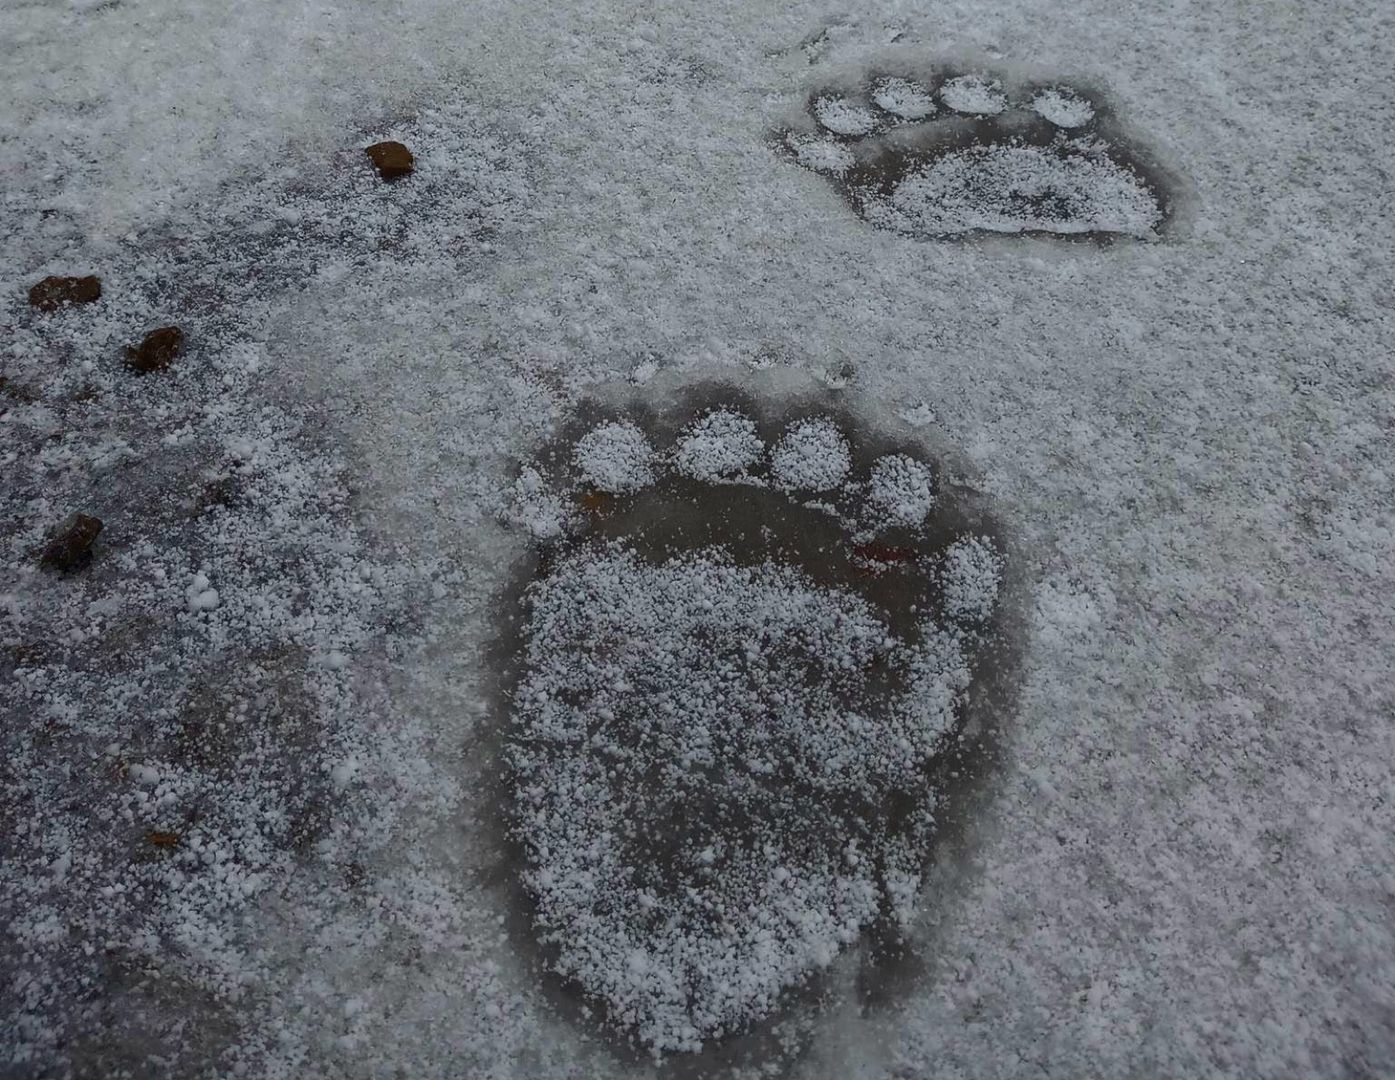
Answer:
[
  {"xmin": 366, "ymin": 140, "xmax": 414, "ymax": 181},
  {"xmin": 28, "ymin": 275, "xmax": 102, "ymax": 312},
  {"xmin": 125, "ymin": 325, "xmax": 184, "ymax": 374},
  {"xmin": 40, "ymin": 513, "xmax": 103, "ymax": 572},
  {"xmin": 146, "ymin": 831, "xmax": 181, "ymax": 848}
]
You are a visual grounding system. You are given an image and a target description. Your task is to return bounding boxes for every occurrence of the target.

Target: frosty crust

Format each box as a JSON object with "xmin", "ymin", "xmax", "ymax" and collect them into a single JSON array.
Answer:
[
  {"xmin": 780, "ymin": 68, "xmax": 1169, "ymax": 241},
  {"xmin": 503, "ymin": 397, "xmax": 1007, "ymax": 1052}
]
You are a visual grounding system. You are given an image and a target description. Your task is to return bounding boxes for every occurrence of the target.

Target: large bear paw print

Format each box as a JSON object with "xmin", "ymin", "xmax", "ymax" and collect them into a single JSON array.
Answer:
[{"xmin": 502, "ymin": 392, "xmax": 1010, "ymax": 1053}]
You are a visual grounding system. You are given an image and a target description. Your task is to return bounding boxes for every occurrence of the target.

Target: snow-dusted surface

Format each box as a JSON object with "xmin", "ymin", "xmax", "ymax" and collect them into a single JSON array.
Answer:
[
  {"xmin": 4, "ymin": 0, "xmax": 1395, "ymax": 1077},
  {"xmin": 507, "ymin": 414, "xmax": 998, "ymax": 1052},
  {"xmin": 877, "ymin": 144, "xmax": 1164, "ymax": 238},
  {"xmin": 511, "ymin": 547, "xmax": 969, "ymax": 1052}
]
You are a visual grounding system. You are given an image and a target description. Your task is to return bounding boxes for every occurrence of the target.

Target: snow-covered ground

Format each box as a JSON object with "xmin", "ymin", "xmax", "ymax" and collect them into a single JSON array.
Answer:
[{"xmin": 3, "ymin": 0, "xmax": 1393, "ymax": 1077}]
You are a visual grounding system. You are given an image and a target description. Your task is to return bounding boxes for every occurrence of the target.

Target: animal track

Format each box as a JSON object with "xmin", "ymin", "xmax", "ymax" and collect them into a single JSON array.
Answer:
[
  {"xmin": 781, "ymin": 65, "xmax": 1169, "ymax": 240},
  {"xmin": 502, "ymin": 392, "xmax": 1008, "ymax": 1052}
]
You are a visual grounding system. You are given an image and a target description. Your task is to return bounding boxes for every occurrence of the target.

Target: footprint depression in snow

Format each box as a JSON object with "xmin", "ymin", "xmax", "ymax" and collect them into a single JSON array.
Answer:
[
  {"xmin": 502, "ymin": 395, "xmax": 1009, "ymax": 1052},
  {"xmin": 780, "ymin": 66, "xmax": 1170, "ymax": 240}
]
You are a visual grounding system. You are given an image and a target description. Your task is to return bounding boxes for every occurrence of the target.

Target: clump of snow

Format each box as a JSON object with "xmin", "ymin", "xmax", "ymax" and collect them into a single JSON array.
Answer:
[
  {"xmin": 871, "ymin": 76, "xmax": 938, "ymax": 120},
  {"xmin": 867, "ymin": 454, "xmax": 936, "ymax": 526},
  {"xmin": 509, "ymin": 544, "xmax": 969, "ymax": 1051},
  {"xmin": 573, "ymin": 421, "xmax": 656, "ymax": 493},
  {"xmin": 1031, "ymin": 88, "xmax": 1096, "ymax": 128},
  {"xmin": 671, "ymin": 408, "xmax": 764, "ymax": 481},
  {"xmin": 785, "ymin": 132, "xmax": 855, "ymax": 175},
  {"xmin": 940, "ymin": 536, "xmax": 1004, "ymax": 624},
  {"xmin": 813, "ymin": 96, "xmax": 880, "ymax": 136},
  {"xmin": 939, "ymin": 75, "xmax": 1008, "ymax": 115},
  {"xmin": 185, "ymin": 572, "xmax": 221, "ymax": 612},
  {"xmin": 505, "ymin": 466, "xmax": 573, "ymax": 540},
  {"xmin": 874, "ymin": 143, "xmax": 1163, "ymax": 237},
  {"xmin": 771, "ymin": 418, "xmax": 852, "ymax": 491}
]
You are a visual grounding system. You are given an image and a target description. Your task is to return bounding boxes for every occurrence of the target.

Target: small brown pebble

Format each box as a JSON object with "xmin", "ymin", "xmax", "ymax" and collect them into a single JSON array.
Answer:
[
  {"xmin": 365, "ymin": 140, "xmax": 414, "ymax": 181},
  {"xmin": 28, "ymin": 275, "xmax": 102, "ymax": 312},
  {"xmin": 40, "ymin": 513, "xmax": 103, "ymax": 572},
  {"xmin": 125, "ymin": 325, "xmax": 184, "ymax": 374},
  {"xmin": 146, "ymin": 831, "xmax": 181, "ymax": 848}
]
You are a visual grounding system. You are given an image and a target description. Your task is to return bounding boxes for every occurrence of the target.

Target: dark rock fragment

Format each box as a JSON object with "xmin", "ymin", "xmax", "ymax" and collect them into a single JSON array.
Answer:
[
  {"xmin": 365, "ymin": 140, "xmax": 414, "ymax": 180},
  {"xmin": 40, "ymin": 513, "xmax": 103, "ymax": 572},
  {"xmin": 28, "ymin": 275, "xmax": 102, "ymax": 311},
  {"xmin": 125, "ymin": 325, "xmax": 184, "ymax": 374}
]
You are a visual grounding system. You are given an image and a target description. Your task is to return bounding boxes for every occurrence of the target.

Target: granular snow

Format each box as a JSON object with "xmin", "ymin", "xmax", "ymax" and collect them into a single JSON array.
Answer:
[
  {"xmin": 940, "ymin": 536, "xmax": 1005, "ymax": 625},
  {"xmin": 874, "ymin": 143, "xmax": 1163, "ymax": 238},
  {"xmin": 509, "ymin": 545, "xmax": 970, "ymax": 1051},
  {"xmin": 770, "ymin": 418, "xmax": 853, "ymax": 492},
  {"xmin": 671, "ymin": 408, "xmax": 765, "ymax": 481},
  {"xmin": 866, "ymin": 453, "xmax": 936, "ymax": 527},
  {"xmin": 574, "ymin": 421, "xmax": 657, "ymax": 493}
]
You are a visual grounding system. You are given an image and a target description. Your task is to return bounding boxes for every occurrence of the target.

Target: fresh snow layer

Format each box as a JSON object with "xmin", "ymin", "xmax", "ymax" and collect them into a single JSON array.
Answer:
[{"xmin": 3, "ymin": 2, "xmax": 1394, "ymax": 1078}]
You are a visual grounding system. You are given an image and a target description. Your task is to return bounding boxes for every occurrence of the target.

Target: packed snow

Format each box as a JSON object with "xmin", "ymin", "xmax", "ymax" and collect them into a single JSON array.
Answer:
[
  {"xmin": 573, "ymin": 420, "xmax": 657, "ymax": 493},
  {"xmin": 1031, "ymin": 87, "xmax": 1097, "ymax": 128},
  {"xmin": 870, "ymin": 77, "xmax": 939, "ymax": 121},
  {"xmin": 866, "ymin": 453, "xmax": 937, "ymax": 527},
  {"xmin": 812, "ymin": 96, "xmax": 881, "ymax": 137},
  {"xmin": 939, "ymin": 74, "xmax": 1009, "ymax": 116},
  {"xmin": 770, "ymin": 417, "xmax": 854, "ymax": 491},
  {"xmin": 671, "ymin": 407, "xmax": 765, "ymax": 481}
]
